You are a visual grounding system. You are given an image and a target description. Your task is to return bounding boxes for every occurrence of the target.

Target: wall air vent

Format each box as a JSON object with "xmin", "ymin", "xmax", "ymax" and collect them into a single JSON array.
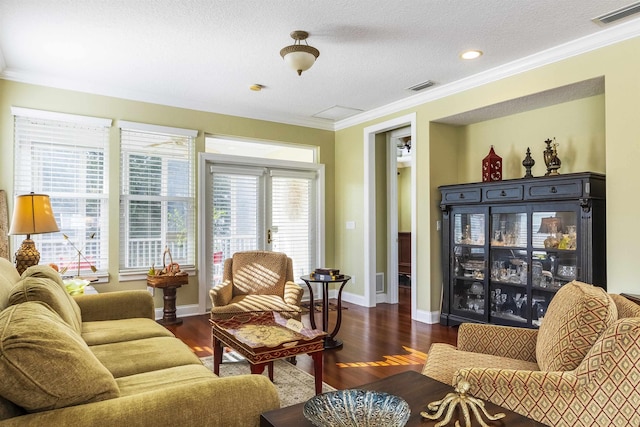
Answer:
[
  {"xmin": 406, "ymin": 80, "xmax": 435, "ymax": 92},
  {"xmin": 593, "ymin": 2, "xmax": 640, "ymax": 25}
]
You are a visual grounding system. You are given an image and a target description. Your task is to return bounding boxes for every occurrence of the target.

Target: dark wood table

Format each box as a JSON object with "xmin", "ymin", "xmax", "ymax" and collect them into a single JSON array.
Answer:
[
  {"xmin": 210, "ymin": 312, "xmax": 327, "ymax": 394},
  {"xmin": 300, "ymin": 274, "xmax": 350, "ymax": 349},
  {"xmin": 146, "ymin": 274, "xmax": 188, "ymax": 325},
  {"xmin": 260, "ymin": 370, "xmax": 546, "ymax": 426}
]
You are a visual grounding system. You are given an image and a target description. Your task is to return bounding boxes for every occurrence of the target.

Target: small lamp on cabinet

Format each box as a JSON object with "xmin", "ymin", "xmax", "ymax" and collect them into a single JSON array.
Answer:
[{"xmin": 8, "ymin": 193, "xmax": 59, "ymax": 274}]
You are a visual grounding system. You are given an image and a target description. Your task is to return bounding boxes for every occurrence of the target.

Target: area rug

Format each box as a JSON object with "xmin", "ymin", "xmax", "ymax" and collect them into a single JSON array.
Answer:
[{"xmin": 200, "ymin": 353, "xmax": 335, "ymax": 407}]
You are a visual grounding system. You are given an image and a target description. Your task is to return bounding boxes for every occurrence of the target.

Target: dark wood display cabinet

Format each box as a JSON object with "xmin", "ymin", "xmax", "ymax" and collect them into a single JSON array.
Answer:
[{"xmin": 439, "ymin": 172, "xmax": 606, "ymax": 328}]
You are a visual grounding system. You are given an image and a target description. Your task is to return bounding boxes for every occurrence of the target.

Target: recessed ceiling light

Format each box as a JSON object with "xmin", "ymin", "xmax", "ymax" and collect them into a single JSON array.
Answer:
[
  {"xmin": 460, "ymin": 50, "xmax": 483, "ymax": 60},
  {"xmin": 249, "ymin": 84, "xmax": 265, "ymax": 91}
]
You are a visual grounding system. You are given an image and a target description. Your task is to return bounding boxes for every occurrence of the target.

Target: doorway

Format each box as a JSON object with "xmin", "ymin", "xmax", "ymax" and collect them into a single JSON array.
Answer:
[{"xmin": 363, "ymin": 113, "xmax": 417, "ymax": 317}]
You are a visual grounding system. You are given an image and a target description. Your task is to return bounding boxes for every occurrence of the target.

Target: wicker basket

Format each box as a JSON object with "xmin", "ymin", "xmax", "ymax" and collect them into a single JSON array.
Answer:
[{"xmin": 147, "ymin": 247, "xmax": 188, "ymax": 287}]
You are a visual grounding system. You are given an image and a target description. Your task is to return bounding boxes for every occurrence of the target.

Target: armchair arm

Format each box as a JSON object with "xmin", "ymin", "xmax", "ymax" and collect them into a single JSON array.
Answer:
[
  {"xmin": 0, "ymin": 375, "xmax": 279, "ymax": 427},
  {"xmin": 457, "ymin": 323, "xmax": 538, "ymax": 362},
  {"xmin": 209, "ymin": 280, "xmax": 233, "ymax": 307},
  {"xmin": 283, "ymin": 281, "xmax": 303, "ymax": 306},
  {"xmin": 456, "ymin": 367, "xmax": 582, "ymax": 425},
  {"xmin": 74, "ymin": 290, "xmax": 155, "ymax": 321}
]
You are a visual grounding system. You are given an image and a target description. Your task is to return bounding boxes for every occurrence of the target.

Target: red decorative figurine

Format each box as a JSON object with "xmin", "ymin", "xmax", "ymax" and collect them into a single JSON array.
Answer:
[{"xmin": 482, "ymin": 145, "xmax": 502, "ymax": 182}]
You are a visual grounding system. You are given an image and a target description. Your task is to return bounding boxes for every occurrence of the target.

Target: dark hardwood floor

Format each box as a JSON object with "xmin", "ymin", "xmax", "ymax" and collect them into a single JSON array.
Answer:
[{"xmin": 166, "ymin": 286, "xmax": 458, "ymax": 389}]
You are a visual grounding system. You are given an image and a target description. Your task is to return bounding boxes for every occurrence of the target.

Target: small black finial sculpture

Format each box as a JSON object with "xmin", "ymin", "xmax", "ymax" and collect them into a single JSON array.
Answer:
[{"xmin": 522, "ymin": 147, "xmax": 535, "ymax": 178}]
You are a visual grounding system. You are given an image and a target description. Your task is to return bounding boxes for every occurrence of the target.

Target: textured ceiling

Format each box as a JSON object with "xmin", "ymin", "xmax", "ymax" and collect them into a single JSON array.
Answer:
[{"xmin": 1, "ymin": 1, "xmax": 639, "ymax": 130}]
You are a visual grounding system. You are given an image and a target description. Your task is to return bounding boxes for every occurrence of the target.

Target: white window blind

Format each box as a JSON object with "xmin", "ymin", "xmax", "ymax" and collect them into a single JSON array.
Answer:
[
  {"xmin": 270, "ymin": 170, "xmax": 316, "ymax": 278},
  {"xmin": 120, "ymin": 124, "xmax": 196, "ymax": 272},
  {"xmin": 12, "ymin": 108, "xmax": 111, "ymax": 275},
  {"xmin": 210, "ymin": 166, "xmax": 263, "ymax": 284}
]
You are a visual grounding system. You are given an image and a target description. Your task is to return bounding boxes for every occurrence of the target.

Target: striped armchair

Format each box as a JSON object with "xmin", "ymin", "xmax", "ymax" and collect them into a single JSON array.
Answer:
[
  {"xmin": 423, "ymin": 281, "xmax": 640, "ymax": 426},
  {"xmin": 209, "ymin": 251, "xmax": 303, "ymax": 321}
]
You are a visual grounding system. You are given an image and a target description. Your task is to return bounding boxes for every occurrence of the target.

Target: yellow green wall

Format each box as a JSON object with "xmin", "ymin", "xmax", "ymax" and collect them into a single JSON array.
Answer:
[
  {"xmin": 0, "ymin": 80, "xmax": 335, "ymax": 310},
  {"xmin": 336, "ymin": 36, "xmax": 640, "ymax": 317},
  {"xmin": 375, "ymin": 133, "xmax": 387, "ymax": 288},
  {"xmin": 457, "ymin": 94, "xmax": 606, "ymax": 183},
  {"xmin": 398, "ymin": 167, "xmax": 411, "ymax": 232}
]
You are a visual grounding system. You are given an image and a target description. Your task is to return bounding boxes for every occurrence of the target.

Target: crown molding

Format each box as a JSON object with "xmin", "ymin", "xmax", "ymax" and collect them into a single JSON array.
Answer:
[{"xmin": 335, "ymin": 18, "xmax": 640, "ymax": 131}]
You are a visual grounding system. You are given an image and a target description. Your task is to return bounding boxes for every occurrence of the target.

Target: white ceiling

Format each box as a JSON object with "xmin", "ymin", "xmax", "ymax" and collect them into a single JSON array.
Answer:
[{"xmin": 1, "ymin": 1, "xmax": 640, "ymax": 130}]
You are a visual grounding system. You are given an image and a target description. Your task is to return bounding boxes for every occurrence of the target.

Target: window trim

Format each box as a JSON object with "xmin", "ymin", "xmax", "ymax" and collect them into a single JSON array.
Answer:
[
  {"xmin": 11, "ymin": 107, "xmax": 112, "ymax": 281},
  {"xmin": 118, "ymin": 122, "xmax": 197, "ymax": 278}
]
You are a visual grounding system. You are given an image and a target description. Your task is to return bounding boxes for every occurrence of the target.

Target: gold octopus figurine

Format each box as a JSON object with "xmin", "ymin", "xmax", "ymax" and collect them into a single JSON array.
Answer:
[{"xmin": 420, "ymin": 380, "xmax": 505, "ymax": 427}]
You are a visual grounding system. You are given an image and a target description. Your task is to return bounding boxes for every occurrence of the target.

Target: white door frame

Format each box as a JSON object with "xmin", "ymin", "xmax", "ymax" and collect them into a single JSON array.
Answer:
[
  {"xmin": 197, "ymin": 153, "xmax": 325, "ymax": 314},
  {"xmin": 363, "ymin": 113, "xmax": 417, "ymax": 313}
]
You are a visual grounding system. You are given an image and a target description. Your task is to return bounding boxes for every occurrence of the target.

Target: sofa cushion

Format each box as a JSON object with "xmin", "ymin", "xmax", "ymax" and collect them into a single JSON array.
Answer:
[
  {"xmin": 8, "ymin": 265, "xmax": 82, "ymax": 334},
  {"xmin": 536, "ymin": 281, "xmax": 617, "ymax": 372},
  {"xmin": 82, "ymin": 318, "xmax": 175, "ymax": 346},
  {"xmin": 0, "ymin": 302, "xmax": 119, "ymax": 412},
  {"xmin": 89, "ymin": 336, "xmax": 202, "ymax": 378},
  {"xmin": 116, "ymin": 364, "xmax": 215, "ymax": 397},
  {"xmin": 0, "ymin": 258, "xmax": 21, "ymax": 311}
]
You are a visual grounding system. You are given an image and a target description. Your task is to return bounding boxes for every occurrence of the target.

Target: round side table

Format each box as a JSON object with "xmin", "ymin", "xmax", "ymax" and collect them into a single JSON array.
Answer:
[{"xmin": 300, "ymin": 274, "xmax": 351, "ymax": 349}]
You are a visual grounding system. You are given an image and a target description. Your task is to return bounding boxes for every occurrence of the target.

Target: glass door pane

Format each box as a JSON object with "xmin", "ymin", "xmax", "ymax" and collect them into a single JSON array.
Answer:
[
  {"xmin": 269, "ymin": 171, "xmax": 317, "ymax": 278},
  {"xmin": 451, "ymin": 211, "xmax": 486, "ymax": 321},
  {"xmin": 530, "ymin": 209, "xmax": 578, "ymax": 327},
  {"xmin": 210, "ymin": 166, "xmax": 264, "ymax": 285},
  {"xmin": 489, "ymin": 210, "xmax": 528, "ymax": 325}
]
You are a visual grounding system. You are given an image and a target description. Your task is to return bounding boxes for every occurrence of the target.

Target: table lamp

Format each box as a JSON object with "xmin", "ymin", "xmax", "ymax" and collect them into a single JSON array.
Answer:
[{"xmin": 8, "ymin": 193, "xmax": 59, "ymax": 274}]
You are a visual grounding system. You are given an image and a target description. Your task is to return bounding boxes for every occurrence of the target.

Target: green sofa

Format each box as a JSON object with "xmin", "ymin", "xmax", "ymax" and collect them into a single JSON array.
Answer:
[{"xmin": 0, "ymin": 258, "xmax": 279, "ymax": 426}]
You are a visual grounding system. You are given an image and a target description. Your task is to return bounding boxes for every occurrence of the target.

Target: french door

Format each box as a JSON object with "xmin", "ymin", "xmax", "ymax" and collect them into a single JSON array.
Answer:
[{"xmin": 202, "ymin": 158, "xmax": 323, "ymax": 297}]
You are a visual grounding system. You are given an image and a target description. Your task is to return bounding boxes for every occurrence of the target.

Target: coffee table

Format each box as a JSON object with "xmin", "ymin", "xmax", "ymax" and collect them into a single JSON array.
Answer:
[
  {"xmin": 260, "ymin": 370, "xmax": 546, "ymax": 426},
  {"xmin": 210, "ymin": 312, "xmax": 327, "ymax": 394}
]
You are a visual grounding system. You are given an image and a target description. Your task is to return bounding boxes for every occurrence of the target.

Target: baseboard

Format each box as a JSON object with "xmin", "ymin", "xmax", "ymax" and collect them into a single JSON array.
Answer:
[
  {"xmin": 341, "ymin": 291, "xmax": 370, "ymax": 307},
  {"xmin": 376, "ymin": 292, "xmax": 388, "ymax": 304},
  {"xmin": 163, "ymin": 301, "xmax": 441, "ymax": 324},
  {"xmin": 414, "ymin": 308, "xmax": 440, "ymax": 324},
  {"xmin": 154, "ymin": 303, "xmax": 201, "ymax": 320}
]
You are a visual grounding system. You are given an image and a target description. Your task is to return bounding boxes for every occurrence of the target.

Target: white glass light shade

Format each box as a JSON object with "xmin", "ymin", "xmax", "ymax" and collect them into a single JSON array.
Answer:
[{"xmin": 280, "ymin": 43, "xmax": 319, "ymax": 76}]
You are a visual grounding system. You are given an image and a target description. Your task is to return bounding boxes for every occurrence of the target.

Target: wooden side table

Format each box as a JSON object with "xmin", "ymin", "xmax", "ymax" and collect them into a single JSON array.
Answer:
[
  {"xmin": 146, "ymin": 274, "xmax": 188, "ymax": 325},
  {"xmin": 300, "ymin": 274, "xmax": 350, "ymax": 349}
]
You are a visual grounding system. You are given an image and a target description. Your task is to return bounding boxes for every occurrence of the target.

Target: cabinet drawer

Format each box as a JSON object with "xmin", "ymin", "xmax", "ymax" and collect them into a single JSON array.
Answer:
[
  {"xmin": 441, "ymin": 188, "xmax": 481, "ymax": 204},
  {"xmin": 525, "ymin": 180, "xmax": 582, "ymax": 199},
  {"xmin": 483, "ymin": 185, "xmax": 523, "ymax": 202}
]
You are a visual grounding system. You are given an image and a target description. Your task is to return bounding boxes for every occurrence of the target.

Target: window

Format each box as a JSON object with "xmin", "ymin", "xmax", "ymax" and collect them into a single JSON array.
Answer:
[
  {"xmin": 12, "ymin": 107, "xmax": 111, "ymax": 276},
  {"xmin": 119, "ymin": 121, "xmax": 197, "ymax": 273}
]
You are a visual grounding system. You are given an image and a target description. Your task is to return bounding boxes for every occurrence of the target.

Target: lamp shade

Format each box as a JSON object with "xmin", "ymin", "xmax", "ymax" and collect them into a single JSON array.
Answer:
[
  {"xmin": 280, "ymin": 30, "xmax": 319, "ymax": 76},
  {"xmin": 537, "ymin": 217, "xmax": 561, "ymax": 234},
  {"xmin": 9, "ymin": 193, "xmax": 59, "ymax": 236},
  {"xmin": 281, "ymin": 47, "xmax": 319, "ymax": 75}
]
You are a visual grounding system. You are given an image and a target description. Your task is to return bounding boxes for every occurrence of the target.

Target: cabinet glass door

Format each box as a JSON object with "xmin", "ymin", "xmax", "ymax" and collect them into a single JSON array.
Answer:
[
  {"xmin": 489, "ymin": 210, "xmax": 528, "ymax": 325},
  {"xmin": 530, "ymin": 209, "xmax": 578, "ymax": 327},
  {"xmin": 451, "ymin": 211, "xmax": 486, "ymax": 321}
]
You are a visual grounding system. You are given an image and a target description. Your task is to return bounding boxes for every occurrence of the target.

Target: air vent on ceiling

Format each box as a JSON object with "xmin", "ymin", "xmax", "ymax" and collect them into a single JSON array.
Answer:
[
  {"xmin": 593, "ymin": 2, "xmax": 640, "ymax": 25},
  {"xmin": 406, "ymin": 80, "xmax": 435, "ymax": 92}
]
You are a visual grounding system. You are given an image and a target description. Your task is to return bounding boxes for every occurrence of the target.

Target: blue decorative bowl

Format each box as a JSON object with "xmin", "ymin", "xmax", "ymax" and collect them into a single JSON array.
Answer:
[{"xmin": 303, "ymin": 389, "xmax": 410, "ymax": 427}]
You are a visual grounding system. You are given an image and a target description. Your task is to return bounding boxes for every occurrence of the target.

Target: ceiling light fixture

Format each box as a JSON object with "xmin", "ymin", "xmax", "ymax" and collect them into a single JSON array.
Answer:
[
  {"xmin": 460, "ymin": 50, "xmax": 483, "ymax": 60},
  {"xmin": 280, "ymin": 30, "xmax": 320, "ymax": 76},
  {"xmin": 249, "ymin": 84, "xmax": 264, "ymax": 92}
]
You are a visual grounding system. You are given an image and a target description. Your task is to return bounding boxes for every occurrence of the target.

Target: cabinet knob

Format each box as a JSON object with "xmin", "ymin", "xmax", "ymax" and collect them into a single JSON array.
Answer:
[
  {"xmin": 550, "ymin": 186, "xmax": 557, "ymax": 193},
  {"xmin": 459, "ymin": 193, "xmax": 465, "ymax": 199},
  {"xmin": 500, "ymin": 190, "xmax": 506, "ymax": 197}
]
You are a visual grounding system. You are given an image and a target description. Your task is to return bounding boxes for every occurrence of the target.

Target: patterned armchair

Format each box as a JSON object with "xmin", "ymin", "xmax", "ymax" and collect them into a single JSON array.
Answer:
[
  {"xmin": 209, "ymin": 251, "xmax": 303, "ymax": 321},
  {"xmin": 423, "ymin": 281, "xmax": 640, "ymax": 426}
]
